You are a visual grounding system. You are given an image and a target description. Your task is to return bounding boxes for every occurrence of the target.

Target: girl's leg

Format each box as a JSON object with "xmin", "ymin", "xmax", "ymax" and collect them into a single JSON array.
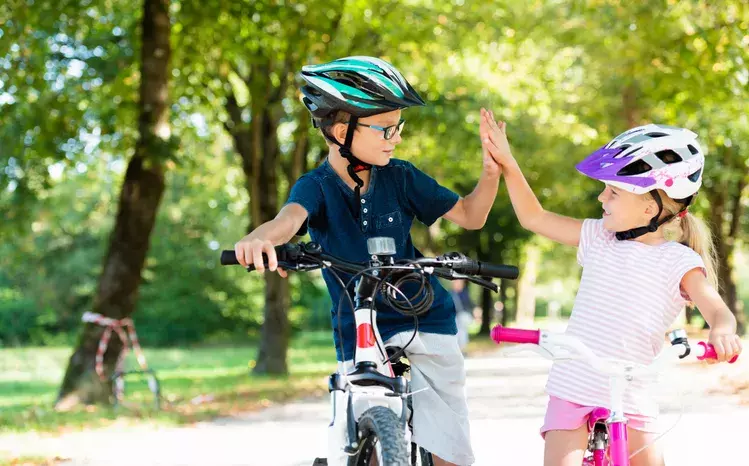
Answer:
[
  {"xmin": 628, "ymin": 428, "xmax": 665, "ymax": 466},
  {"xmin": 544, "ymin": 425, "xmax": 589, "ymax": 466}
]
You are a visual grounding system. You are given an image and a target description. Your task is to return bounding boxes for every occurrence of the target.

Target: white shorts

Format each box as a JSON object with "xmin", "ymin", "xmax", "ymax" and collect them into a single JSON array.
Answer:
[{"xmin": 340, "ymin": 332, "xmax": 474, "ymax": 465}]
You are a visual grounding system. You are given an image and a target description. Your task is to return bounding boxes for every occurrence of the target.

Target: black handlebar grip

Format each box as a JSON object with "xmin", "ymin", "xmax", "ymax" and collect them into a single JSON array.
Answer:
[
  {"xmin": 478, "ymin": 262, "xmax": 519, "ymax": 280},
  {"xmin": 220, "ymin": 248, "xmax": 281, "ymax": 270},
  {"xmin": 220, "ymin": 250, "xmax": 241, "ymax": 266}
]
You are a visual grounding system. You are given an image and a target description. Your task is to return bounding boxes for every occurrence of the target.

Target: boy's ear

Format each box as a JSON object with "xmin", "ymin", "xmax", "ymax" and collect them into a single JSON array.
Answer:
[{"xmin": 331, "ymin": 122, "xmax": 348, "ymax": 145}]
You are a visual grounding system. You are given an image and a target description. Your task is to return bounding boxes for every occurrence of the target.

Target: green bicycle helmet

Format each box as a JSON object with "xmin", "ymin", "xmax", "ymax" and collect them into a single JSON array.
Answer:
[
  {"xmin": 300, "ymin": 56, "xmax": 425, "ymax": 212},
  {"xmin": 301, "ymin": 56, "xmax": 425, "ymax": 126}
]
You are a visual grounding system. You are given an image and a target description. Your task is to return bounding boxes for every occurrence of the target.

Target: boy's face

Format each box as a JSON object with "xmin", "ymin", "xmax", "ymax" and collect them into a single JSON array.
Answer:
[{"xmin": 332, "ymin": 109, "xmax": 403, "ymax": 166}]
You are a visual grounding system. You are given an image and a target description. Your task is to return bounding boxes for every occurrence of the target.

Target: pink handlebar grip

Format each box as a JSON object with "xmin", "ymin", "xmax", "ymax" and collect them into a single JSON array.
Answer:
[
  {"xmin": 697, "ymin": 341, "xmax": 739, "ymax": 364},
  {"xmin": 491, "ymin": 325, "xmax": 541, "ymax": 345}
]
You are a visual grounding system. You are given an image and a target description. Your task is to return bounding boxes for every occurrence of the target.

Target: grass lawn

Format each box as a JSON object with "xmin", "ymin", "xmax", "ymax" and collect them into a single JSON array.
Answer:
[
  {"xmin": 0, "ymin": 329, "xmax": 502, "ymax": 434},
  {"xmin": 0, "ymin": 331, "xmax": 337, "ymax": 433}
]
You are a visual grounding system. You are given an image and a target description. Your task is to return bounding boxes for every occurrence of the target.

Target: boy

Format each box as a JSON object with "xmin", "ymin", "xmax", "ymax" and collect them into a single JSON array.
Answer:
[{"xmin": 235, "ymin": 56, "xmax": 500, "ymax": 466}]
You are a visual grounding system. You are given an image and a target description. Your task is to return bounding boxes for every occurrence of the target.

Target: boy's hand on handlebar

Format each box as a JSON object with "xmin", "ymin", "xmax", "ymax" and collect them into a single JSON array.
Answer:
[{"xmin": 234, "ymin": 236, "xmax": 288, "ymax": 278}]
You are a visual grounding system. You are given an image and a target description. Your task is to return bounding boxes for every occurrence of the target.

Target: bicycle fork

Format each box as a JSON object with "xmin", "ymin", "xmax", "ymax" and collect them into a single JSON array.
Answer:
[{"xmin": 326, "ymin": 277, "xmax": 408, "ymax": 466}]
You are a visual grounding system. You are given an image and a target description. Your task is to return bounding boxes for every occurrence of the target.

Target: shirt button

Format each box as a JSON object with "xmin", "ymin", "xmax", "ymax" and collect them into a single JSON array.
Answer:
[
  {"xmin": 388, "ymin": 217, "xmax": 393, "ymax": 222},
  {"xmin": 361, "ymin": 199, "xmax": 366, "ymax": 204},
  {"xmin": 363, "ymin": 221, "xmax": 368, "ymax": 226},
  {"xmin": 363, "ymin": 208, "xmax": 368, "ymax": 213}
]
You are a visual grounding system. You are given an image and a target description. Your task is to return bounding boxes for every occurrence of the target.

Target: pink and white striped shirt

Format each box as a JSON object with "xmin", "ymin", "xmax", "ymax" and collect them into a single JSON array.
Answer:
[{"xmin": 545, "ymin": 218, "xmax": 704, "ymax": 417}]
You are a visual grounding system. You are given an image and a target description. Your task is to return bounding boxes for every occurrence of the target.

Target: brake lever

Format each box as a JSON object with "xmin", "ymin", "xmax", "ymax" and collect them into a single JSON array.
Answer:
[
  {"xmin": 433, "ymin": 269, "xmax": 499, "ymax": 293},
  {"xmin": 468, "ymin": 276, "xmax": 499, "ymax": 293},
  {"xmin": 447, "ymin": 270, "xmax": 498, "ymax": 292},
  {"xmin": 248, "ymin": 259, "xmax": 321, "ymax": 272}
]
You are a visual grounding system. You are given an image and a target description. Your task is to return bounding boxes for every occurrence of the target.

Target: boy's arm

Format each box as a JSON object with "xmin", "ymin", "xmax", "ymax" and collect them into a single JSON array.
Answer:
[
  {"xmin": 482, "ymin": 109, "xmax": 583, "ymax": 246},
  {"xmin": 442, "ymin": 172, "xmax": 500, "ymax": 230},
  {"xmin": 681, "ymin": 269, "xmax": 742, "ymax": 362},
  {"xmin": 234, "ymin": 203, "xmax": 309, "ymax": 276}
]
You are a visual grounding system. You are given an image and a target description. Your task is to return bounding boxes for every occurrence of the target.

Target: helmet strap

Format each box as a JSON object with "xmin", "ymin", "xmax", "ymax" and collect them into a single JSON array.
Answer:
[
  {"xmin": 321, "ymin": 116, "xmax": 371, "ymax": 218},
  {"xmin": 615, "ymin": 192, "xmax": 694, "ymax": 241}
]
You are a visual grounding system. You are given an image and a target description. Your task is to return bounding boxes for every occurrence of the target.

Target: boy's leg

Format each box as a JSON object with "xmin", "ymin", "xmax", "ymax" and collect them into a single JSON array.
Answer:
[
  {"xmin": 386, "ymin": 332, "xmax": 474, "ymax": 466},
  {"xmin": 543, "ymin": 426, "xmax": 588, "ymax": 466}
]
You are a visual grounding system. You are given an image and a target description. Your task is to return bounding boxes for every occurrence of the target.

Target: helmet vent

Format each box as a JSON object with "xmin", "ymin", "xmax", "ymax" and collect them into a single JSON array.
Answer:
[
  {"xmin": 655, "ymin": 149, "xmax": 683, "ymax": 164},
  {"xmin": 329, "ymin": 72, "xmax": 362, "ymax": 89},
  {"xmin": 687, "ymin": 144, "xmax": 699, "ymax": 155},
  {"xmin": 616, "ymin": 159, "xmax": 652, "ymax": 176},
  {"xmin": 688, "ymin": 168, "xmax": 702, "ymax": 182},
  {"xmin": 646, "ymin": 132, "xmax": 668, "ymax": 138},
  {"xmin": 620, "ymin": 146, "xmax": 642, "ymax": 158},
  {"xmin": 613, "ymin": 144, "xmax": 632, "ymax": 158}
]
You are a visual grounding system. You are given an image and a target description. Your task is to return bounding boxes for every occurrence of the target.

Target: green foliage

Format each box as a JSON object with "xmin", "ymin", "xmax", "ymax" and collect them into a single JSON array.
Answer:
[{"xmin": 1, "ymin": 0, "xmax": 747, "ymax": 347}]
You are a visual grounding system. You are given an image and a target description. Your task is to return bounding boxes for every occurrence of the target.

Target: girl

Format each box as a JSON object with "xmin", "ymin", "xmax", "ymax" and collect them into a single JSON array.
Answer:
[{"xmin": 478, "ymin": 109, "xmax": 742, "ymax": 466}]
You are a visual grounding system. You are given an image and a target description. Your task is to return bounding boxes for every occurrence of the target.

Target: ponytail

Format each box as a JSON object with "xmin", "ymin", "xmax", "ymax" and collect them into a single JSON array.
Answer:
[
  {"xmin": 655, "ymin": 189, "xmax": 718, "ymax": 289},
  {"xmin": 679, "ymin": 212, "xmax": 719, "ymax": 290}
]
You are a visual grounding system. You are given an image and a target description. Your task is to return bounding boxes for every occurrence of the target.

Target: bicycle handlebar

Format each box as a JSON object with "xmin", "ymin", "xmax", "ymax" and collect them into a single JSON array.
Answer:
[
  {"xmin": 221, "ymin": 243, "xmax": 519, "ymax": 289},
  {"xmin": 491, "ymin": 325, "xmax": 739, "ymax": 370},
  {"xmin": 695, "ymin": 340, "xmax": 739, "ymax": 363}
]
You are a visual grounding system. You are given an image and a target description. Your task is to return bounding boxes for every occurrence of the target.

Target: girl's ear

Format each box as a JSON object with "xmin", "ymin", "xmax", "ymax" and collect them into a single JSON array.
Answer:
[{"xmin": 643, "ymin": 196, "xmax": 658, "ymax": 217}]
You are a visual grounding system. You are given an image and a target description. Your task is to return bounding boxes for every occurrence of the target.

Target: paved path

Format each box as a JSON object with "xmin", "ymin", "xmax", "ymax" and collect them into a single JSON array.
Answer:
[{"xmin": 2, "ymin": 340, "xmax": 747, "ymax": 465}]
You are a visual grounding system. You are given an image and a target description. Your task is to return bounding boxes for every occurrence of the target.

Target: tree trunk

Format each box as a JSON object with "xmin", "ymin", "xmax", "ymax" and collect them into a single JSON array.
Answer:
[
  {"xmin": 515, "ymin": 244, "xmax": 540, "ymax": 326},
  {"xmin": 253, "ymin": 272, "xmax": 291, "ymax": 373},
  {"xmin": 499, "ymin": 278, "xmax": 509, "ymax": 327},
  {"xmin": 705, "ymin": 150, "xmax": 746, "ymax": 335},
  {"xmin": 726, "ymin": 173, "xmax": 746, "ymax": 334},
  {"xmin": 226, "ymin": 63, "xmax": 292, "ymax": 374},
  {"xmin": 506, "ymin": 280, "xmax": 518, "ymax": 324},
  {"xmin": 285, "ymin": 109, "xmax": 309, "ymax": 186},
  {"xmin": 476, "ymin": 230, "xmax": 493, "ymax": 335},
  {"xmin": 479, "ymin": 285, "xmax": 493, "ymax": 336},
  {"xmin": 228, "ymin": 12, "xmax": 345, "ymax": 374},
  {"xmin": 622, "ymin": 83, "xmax": 639, "ymax": 127},
  {"xmin": 715, "ymin": 236, "xmax": 744, "ymax": 332},
  {"xmin": 57, "ymin": 0, "xmax": 171, "ymax": 407},
  {"xmin": 684, "ymin": 305, "xmax": 694, "ymax": 326},
  {"xmin": 253, "ymin": 102, "xmax": 291, "ymax": 375}
]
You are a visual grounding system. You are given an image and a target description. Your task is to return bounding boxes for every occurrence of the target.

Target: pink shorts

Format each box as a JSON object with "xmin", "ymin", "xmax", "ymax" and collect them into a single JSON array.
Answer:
[{"xmin": 540, "ymin": 396, "xmax": 659, "ymax": 439}]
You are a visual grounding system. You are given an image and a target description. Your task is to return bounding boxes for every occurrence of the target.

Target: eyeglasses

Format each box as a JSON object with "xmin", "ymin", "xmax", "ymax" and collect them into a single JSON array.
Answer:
[{"xmin": 353, "ymin": 118, "xmax": 405, "ymax": 140}]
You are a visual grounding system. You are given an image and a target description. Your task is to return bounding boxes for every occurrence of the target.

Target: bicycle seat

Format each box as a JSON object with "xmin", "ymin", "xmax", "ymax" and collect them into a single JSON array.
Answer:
[{"xmin": 587, "ymin": 407, "xmax": 610, "ymax": 431}]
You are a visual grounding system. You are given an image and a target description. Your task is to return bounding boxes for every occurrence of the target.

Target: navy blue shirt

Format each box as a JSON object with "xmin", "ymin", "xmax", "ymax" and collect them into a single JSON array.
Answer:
[{"xmin": 286, "ymin": 159, "xmax": 460, "ymax": 361}]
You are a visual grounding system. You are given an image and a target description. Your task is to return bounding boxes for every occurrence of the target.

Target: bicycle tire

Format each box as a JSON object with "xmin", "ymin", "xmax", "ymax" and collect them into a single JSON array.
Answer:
[{"xmin": 348, "ymin": 406, "xmax": 408, "ymax": 466}]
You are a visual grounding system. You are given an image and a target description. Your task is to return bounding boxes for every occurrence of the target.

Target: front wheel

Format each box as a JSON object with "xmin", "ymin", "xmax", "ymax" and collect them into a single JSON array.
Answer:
[{"xmin": 348, "ymin": 406, "xmax": 409, "ymax": 466}]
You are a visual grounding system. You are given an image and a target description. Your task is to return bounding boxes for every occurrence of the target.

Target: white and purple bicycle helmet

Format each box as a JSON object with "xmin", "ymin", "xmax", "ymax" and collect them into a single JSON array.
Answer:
[{"xmin": 575, "ymin": 124, "xmax": 705, "ymax": 240}]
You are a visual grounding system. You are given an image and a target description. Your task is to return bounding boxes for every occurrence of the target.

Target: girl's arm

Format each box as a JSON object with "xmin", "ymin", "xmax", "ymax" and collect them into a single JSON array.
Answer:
[
  {"xmin": 481, "ymin": 109, "xmax": 583, "ymax": 246},
  {"xmin": 681, "ymin": 268, "xmax": 743, "ymax": 362}
]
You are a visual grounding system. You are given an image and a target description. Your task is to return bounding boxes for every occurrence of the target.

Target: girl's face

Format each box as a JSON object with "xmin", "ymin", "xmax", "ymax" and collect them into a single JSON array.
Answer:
[{"xmin": 598, "ymin": 184, "xmax": 657, "ymax": 232}]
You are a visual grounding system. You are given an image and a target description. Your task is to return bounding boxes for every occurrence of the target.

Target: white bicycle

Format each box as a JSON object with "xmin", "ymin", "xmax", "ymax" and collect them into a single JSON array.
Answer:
[{"xmin": 223, "ymin": 237, "xmax": 519, "ymax": 465}]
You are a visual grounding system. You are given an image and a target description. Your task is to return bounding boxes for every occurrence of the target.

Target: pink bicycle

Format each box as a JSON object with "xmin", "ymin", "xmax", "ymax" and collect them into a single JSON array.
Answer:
[{"xmin": 491, "ymin": 325, "xmax": 737, "ymax": 466}]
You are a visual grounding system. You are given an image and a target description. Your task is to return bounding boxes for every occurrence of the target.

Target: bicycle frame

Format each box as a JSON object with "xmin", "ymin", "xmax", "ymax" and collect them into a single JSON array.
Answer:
[
  {"xmin": 327, "ymin": 248, "xmax": 411, "ymax": 466},
  {"xmin": 491, "ymin": 326, "xmax": 734, "ymax": 466}
]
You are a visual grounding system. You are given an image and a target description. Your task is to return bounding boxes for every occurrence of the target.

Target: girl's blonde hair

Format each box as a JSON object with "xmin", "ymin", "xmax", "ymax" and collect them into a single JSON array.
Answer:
[{"xmin": 655, "ymin": 189, "xmax": 718, "ymax": 289}]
